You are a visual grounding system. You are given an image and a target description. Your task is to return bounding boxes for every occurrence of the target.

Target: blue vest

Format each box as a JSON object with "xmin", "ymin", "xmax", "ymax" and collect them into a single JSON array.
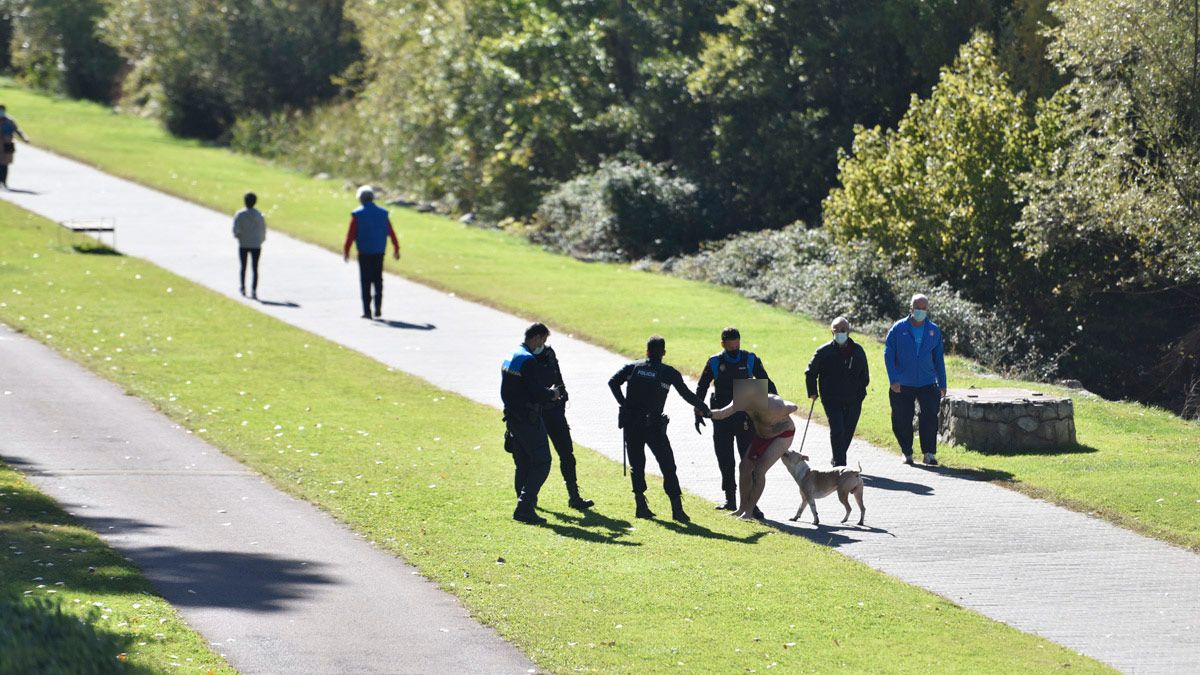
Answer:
[{"xmin": 353, "ymin": 203, "xmax": 391, "ymax": 255}]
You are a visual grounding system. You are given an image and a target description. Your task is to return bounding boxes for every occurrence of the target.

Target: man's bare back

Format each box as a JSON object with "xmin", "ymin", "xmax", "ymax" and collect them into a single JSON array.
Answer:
[{"xmin": 748, "ymin": 395, "xmax": 798, "ymax": 437}]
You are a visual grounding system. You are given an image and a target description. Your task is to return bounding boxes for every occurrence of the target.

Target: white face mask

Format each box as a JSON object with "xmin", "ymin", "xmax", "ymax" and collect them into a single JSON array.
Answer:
[
  {"xmin": 531, "ymin": 344, "xmax": 545, "ymax": 355},
  {"xmin": 833, "ymin": 332, "xmax": 849, "ymax": 345}
]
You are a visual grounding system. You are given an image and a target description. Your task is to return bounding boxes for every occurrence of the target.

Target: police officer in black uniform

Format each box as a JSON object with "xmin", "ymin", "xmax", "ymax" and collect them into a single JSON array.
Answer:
[
  {"xmin": 535, "ymin": 338, "xmax": 595, "ymax": 510},
  {"xmin": 608, "ymin": 335, "xmax": 710, "ymax": 522},
  {"xmin": 694, "ymin": 327, "xmax": 776, "ymax": 512},
  {"xmin": 501, "ymin": 323, "xmax": 562, "ymax": 525}
]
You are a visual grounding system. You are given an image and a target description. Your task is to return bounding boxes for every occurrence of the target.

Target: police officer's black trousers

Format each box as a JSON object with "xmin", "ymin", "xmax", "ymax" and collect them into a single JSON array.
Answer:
[
  {"xmin": 542, "ymin": 406, "xmax": 579, "ymax": 491},
  {"xmin": 822, "ymin": 398, "xmax": 862, "ymax": 466},
  {"xmin": 358, "ymin": 253, "xmax": 384, "ymax": 316},
  {"xmin": 507, "ymin": 419, "xmax": 552, "ymax": 517},
  {"xmin": 889, "ymin": 384, "xmax": 941, "ymax": 457},
  {"xmin": 712, "ymin": 413, "xmax": 751, "ymax": 492},
  {"xmin": 624, "ymin": 419, "xmax": 681, "ymax": 497}
]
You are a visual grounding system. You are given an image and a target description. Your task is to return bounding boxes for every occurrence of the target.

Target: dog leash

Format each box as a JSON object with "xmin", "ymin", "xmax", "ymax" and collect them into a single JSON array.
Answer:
[{"xmin": 797, "ymin": 398, "xmax": 816, "ymax": 454}]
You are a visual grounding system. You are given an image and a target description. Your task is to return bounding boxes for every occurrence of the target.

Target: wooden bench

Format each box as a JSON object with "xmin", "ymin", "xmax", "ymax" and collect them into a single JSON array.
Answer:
[{"xmin": 58, "ymin": 218, "xmax": 117, "ymax": 250}]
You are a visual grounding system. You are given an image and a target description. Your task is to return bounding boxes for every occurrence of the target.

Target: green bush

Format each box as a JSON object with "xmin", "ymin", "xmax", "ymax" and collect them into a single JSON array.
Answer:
[
  {"xmin": 532, "ymin": 160, "xmax": 709, "ymax": 261},
  {"xmin": 0, "ymin": 596, "xmax": 129, "ymax": 674},
  {"xmin": 5, "ymin": 0, "xmax": 121, "ymax": 101},
  {"xmin": 672, "ymin": 225, "xmax": 1051, "ymax": 376}
]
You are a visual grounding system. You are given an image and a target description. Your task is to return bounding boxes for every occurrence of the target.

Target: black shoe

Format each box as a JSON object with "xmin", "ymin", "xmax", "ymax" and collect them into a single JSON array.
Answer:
[
  {"xmin": 715, "ymin": 500, "xmax": 736, "ymax": 511},
  {"xmin": 752, "ymin": 507, "xmax": 765, "ymax": 520},
  {"xmin": 902, "ymin": 454, "xmax": 914, "ymax": 465},
  {"xmin": 513, "ymin": 511, "xmax": 547, "ymax": 525},
  {"xmin": 251, "ymin": 290, "xmax": 258, "ymax": 300},
  {"xmin": 672, "ymin": 508, "xmax": 691, "ymax": 523},
  {"xmin": 239, "ymin": 287, "xmax": 246, "ymax": 297},
  {"xmin": 568, "ymin": 496, "xmax": 595, "ymax": 510},
  {"xmin": 923, "ymin": 453, "xmax": 939, "ymax": 466},
  {"xmin": 635, "ymin": 497, "xmax": 655, "ymax": 519},
  {"xmin": 361, "ymin": 313, "xmax": 372, "ymax": 319},
  {"xmin": 374, "ymin": 308, "xmax": 382, "ymax": 318}
]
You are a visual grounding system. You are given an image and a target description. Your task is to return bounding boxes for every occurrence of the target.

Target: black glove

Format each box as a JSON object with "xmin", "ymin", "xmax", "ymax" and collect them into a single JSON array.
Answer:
[
  {"xmin": 694, "ymin": 415, "xmax": 706, "ymax": 434},
  {"xmin": 617, "ymin": 406, "xmax": 625, "ymax": 429}
]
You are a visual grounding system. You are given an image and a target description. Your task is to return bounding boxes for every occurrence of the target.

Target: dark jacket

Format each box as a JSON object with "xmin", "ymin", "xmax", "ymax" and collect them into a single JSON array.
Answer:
[
  {"xmin": 501, "ymin": 344, "xmax": 557, "ymax": 422},
  {"xmin": 609, "ymin": 358, "xmax": 706, "ymax": 419},
  {"xmin": 535, "ymin": 345, "xmax": 568, "ymax": 407},
  {"xmin": 805, "ymin": 339, "xmax": 870, "ymax": 403},
  {"xmin": 694, "ymin": 349, "xmax": 777, "ymax": 408}
]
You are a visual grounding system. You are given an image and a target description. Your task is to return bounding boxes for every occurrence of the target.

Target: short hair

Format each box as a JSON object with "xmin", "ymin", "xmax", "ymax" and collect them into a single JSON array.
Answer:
[
  {"xmin": 911, "ymin": 293, "xmax": 929, "ymax": 307},
  {"xmin": 721, "ymin": 327, "xmax": 740, "ymax": 341},
  {"xmin": 244, "ymin": 192, "xmax": 257, "ymax": 208},
  {"xmin": 524, "ymin": 322, "xmax": 550, "ymax": 341},
  {"xmin": 831, "ymin": 316, "xmax": 850, "ymax": 331},
  {"xmin": 357, "ymin": 185, "xmax": 375, "ymax": 203},
  {"xmin": 647, "ymin": 335, "xmax": 666, "ymax": 358}
]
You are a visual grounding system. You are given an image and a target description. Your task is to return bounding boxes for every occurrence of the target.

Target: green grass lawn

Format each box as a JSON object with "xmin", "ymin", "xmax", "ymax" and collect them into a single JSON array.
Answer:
[
  {"xmin": 0, "ymin": 202, "xmax": 1108, "ymax": 673},
  {"xmin": 0, "ymin": 458, "xmax": 233, "ymax": 674},
  {"xmin": 2, "ymin": 83, "xmax": 1197, "ymax": 550}
]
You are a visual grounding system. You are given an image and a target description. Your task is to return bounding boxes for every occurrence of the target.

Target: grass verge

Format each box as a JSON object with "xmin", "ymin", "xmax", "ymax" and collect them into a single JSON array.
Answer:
[
  {"xmin": 1, "ymin": 83, "xmax": 1197, "ymax": 549},
  {"xmin": 0, "ymin": 458, "xmax": 233, "ymax": 674},
  {"xmin": 0, "ymin": 200, "xmax": 1110, "ymax": 672}
]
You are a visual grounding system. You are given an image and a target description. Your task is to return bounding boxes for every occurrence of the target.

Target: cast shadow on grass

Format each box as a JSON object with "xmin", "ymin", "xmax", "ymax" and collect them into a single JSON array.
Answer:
[
  {"xmin": 862, "ymin": 474, "xmax": 934, "ymax": 496},
  {"xmin": 542, "ymin": 508, "xmax": 640, "ymax": 547},
  {"xmin": 71, "ymin": 243, "xmax": 121, "ymax": 256},
  {"xmin": 958, "ymin": 442, "xmax": 1100, "ymax": 457},
  {"xmin": 658, "ymin": 519, "xmax": 768, "ymax": 544},
  {"xmin": 256, "ymin": 298, "xmax": 301, "ymax": 308},
  {"xmin": 372, "ymin": 318, "xmax": 437, "ymax": 331}
]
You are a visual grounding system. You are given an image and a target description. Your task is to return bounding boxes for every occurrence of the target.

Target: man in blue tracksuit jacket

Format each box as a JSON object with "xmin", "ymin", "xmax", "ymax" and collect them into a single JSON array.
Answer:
[
  {"xmin": 884, "ymin": 293, "xmax": 947, "ymax": 465},
  {"xmin": 342, "ymin": 185, "xmax": 401, "ymax": 319},
  {"xmin": 501, "ymin": 323, "xmax": 562, "ymax": 525}
]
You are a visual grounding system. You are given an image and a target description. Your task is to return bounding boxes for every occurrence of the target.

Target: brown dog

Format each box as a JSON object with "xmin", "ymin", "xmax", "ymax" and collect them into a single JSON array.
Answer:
[{"xmin": 779, "ymin": 451, "xmax": 865, "ymax": 526}]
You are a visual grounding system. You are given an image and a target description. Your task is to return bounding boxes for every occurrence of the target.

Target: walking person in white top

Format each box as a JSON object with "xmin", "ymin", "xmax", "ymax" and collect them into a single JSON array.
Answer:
[{"xmin": 232, "ymin": 192, "xmax": 267, "ymax": 298}]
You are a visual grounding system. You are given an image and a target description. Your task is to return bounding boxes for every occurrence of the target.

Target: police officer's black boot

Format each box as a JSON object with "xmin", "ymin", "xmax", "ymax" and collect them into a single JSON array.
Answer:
[
  {"xmin": 669, "ymin": 495, "xmax": 690, "ymax": 523},
  {"xmin": 716, "ymin": 488, "xmax": 736, "ymax": 511},
  {"xmin": 634, "ymin": 494, "xmax": 655, "ymax": 519},
  {"xmin": 567, "ymin": 484, "xmax": 594, "ymax": 510}
]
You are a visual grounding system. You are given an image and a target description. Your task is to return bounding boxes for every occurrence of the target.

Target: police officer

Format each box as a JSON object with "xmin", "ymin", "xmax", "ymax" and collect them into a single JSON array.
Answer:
[
  {"xmin": 608, "ymin": 335, "xmax": 710, "ymax": 522},
  {"xmin": 694, "ymin": 327, "xmax": 776, "ymax": 512},
  {"xmin": 535, "ymin": 336, "xmax": 595, "ymax": 510},
  {"xmin": 501, "ymin": 323, "xmax": 562, "ymax": 525}
]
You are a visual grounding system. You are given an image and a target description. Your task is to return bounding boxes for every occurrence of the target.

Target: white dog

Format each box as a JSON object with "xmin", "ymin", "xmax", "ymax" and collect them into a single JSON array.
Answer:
[{"xmin": 779, "ymin": 451, "xmax": 865, "ymax": 526}]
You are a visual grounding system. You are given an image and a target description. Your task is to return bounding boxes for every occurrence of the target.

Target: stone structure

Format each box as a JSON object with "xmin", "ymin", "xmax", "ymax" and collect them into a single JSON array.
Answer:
[{"xmin": 922, "ymin": 388, "xmax": 1076, "ymax": 452}]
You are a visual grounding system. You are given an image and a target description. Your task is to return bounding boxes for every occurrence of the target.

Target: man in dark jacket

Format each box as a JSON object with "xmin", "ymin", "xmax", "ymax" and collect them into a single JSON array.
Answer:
[
  {"xmin": 694, "ymin": 327, "xmax": 776, "ymax": 511},
  {"xmin": 609, "ymin": 336, "xmax": 710, "ymax": 522},
  {"xmin": 805, "ymin": 317, "xmax": 870, "ymax": 466},
  {"xmin": 535, "ymin": 339, "xmax": 595, "ymax": 510},
  {"xmin": 501, "ymin": 323, "xmax": 562, "ymax": 524}
]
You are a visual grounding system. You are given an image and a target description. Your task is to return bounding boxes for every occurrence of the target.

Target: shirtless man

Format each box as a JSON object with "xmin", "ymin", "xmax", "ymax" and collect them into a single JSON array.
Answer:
[{"xmin": 710, "ymin": 379, "xmax": 798, "ymax": 519}]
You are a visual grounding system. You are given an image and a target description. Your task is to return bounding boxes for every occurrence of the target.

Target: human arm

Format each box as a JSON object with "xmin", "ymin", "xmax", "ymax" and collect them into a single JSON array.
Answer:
[
  {"xmin": 387, "ymin": 220, "xmax": 401, "ymax": 260},
  {"xmin": 694, "ymin": 359, "xmax": 713, "ymax": 409},
  {"xmin": 343, "ymin": 217, "xmax": 358, "ymax": 261},
  {"xmin": 709, "ymin": 398, "xmax": 744, "ymax": 421},
  {"xmin": 860, "ymin": 344, "xmax": 870, "ymax": 393},
  {"xmin": 547, "ymin": 349, "xmax": 568, "ymax": 401},
  {"xmin": 232, "ymin": 213, "xmax": 241, "ymax": 240},
  {"xmin": 520, "ymin": 358, "xmax": 559, "ymax": 404},
  {"xmin": 804, "ymin": 348, "xmax": 821, "ymax": 400},
  {"xmin": 608, "ymin": 364, "xmax": 633, "ymax": 406},
  {"xmin": 933, "ymin": 330, "xmax": 947, "ymax": 395},
  {"xmin": 884, "ymin": 325, "xmax": 901, "ymax": 392},
  {"xmin": 670, "ymin": 369, "xmax": 710, "ymax": 415},
  {"xmin": 753, "ymin": 358, "xmax": 778, "ymax": 395}
]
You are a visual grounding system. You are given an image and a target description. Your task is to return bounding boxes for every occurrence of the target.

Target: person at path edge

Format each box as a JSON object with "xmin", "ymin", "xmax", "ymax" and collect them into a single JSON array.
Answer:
[
  {"xmin": 232, "ymin": 192, "xmax": 267, "ymax": 298},
  {"xmin": 608, "ymin": 336, "xmax": 709, "ymax": 522},
  {"xmin": 884, "ymin": 294, "xmax": 947, "ymax": 466},
  {"xmin": 501, "ymin": 323, "xmax": 563, "ymax": 525},
  {"xmin": 343, "ymin": 185, "xmax": 400, "ymax": 319},
  {"xmin": 805, "ymin": 316, "xmax": 870, "ymax": 467},
  {"xmin": 694, "ymin": 326, "xmax": 775, "ymax": 513},
  {"xmin": 0, "ymin": 103, "xmax": 31, "ymax": 190},
  {"xmin": 535, "ymin": 333, "xmax": 595, "ymax": 510}
]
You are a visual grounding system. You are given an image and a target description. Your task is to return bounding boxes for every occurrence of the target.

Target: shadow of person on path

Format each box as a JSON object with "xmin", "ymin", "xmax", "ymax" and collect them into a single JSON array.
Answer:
[
  {"xmin": 658, "ymin": 519, "xmax": 768, "ymax": 544},
  {"xmin": 372, "ymin": 319, "xmax": 437, "ymax": 331},
  {"xmin": 769, "ymin": 520, "xmax": 866, "ymax": 548},
  {"xmin": 910, "ymin": 462, "xmax": 1015, "ymax": 483},
  {"xmin": 541, "ymin": 509, "xmax": 640, "ymax": 547},
  {"xmin": 3, "ymin": 187, "xmax": 40, "ymax": 195},
  {"xmin": 863, "ymin": 474, "xmax": 934, "ymax": 496},
  {"xmin": 256, "ymin": 299, "xmax": 301, "ymax": 308}
]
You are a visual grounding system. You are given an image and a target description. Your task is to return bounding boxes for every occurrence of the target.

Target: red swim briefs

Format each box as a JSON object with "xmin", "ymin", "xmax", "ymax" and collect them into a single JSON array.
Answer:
[{"xmin": 748, "ymin": 428, "xmax": 796, "ymax": 461}]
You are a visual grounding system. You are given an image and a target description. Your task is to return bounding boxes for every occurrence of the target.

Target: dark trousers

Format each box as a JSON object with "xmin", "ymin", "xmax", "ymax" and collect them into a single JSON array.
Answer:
[
  {"xmin": 890, "ymin": 384, "xmax": 941, "ymax": 456},
  {"xmin": 823, "ymin": 398, "xmax": 862, "ymax": 466},
  {"xmin": 542, "ymin": 406, "xmax": 578, "ymax": 491},
  {"xmin": 712, "ymin": 413, "xmax": 751, "ymax": 492},
  {"xmin": 238, "ymin": 247, "xmax": 261, "ymax": 293},
  {"xmin": 506, "ymin": 419, "xmax": 552, "ymax": 517},
  {"xmin": 624, "ymin": 416, "xmax": 681, "ymax": 497},
  {"xmin": 0, "ymin": 164, "xmax": 8, "ymax": 185},
  {"xmin": 358, "ymin": 253, "xmax": 384, "ymax": 316}
]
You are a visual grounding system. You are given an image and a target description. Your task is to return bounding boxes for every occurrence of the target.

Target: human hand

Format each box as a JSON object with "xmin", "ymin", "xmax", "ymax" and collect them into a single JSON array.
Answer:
[
  {"xmin": 809, "ymin": 394, "xmax": 818, "ymax": 401},
  {"xmin": 694, "ymin": 416, "xmax": 706, "ymax": 434},
  {"xmin": 393, "ymin": 249, "xmax": 401, "ymax": 261},
  {"xmin": 343, "ymin": 253, "xmax": 349, "ymax": 263},
  {"xmin": 890, "ymin": 384, "xmax": 902, "ymax": 393},
  {"xmin": 549, "ymin": 385, "xmax": 562, "ymax": 401},
  {"xmin": 940, "ymin": 388, "xmax": 947, "ymax": 398}
]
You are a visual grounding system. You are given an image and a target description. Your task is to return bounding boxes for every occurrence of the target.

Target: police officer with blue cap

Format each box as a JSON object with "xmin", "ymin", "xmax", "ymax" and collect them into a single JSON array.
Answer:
[
  {"xmin": 694, "ymin": 327, "xmax": 776, "ymax": 512},
  {"xmin": 501, "ymin": 323, "xmax": 562, "ymax": 524}
]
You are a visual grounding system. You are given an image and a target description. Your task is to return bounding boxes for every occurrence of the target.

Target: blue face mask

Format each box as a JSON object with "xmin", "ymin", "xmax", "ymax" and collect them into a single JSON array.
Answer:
[
  {"xmin": 911, "ymin": 309, "xmax": 928, "ymax": 322},
  {"xmin": 833, "ymin": 332, "xmax": 849, "ymax": 345}
]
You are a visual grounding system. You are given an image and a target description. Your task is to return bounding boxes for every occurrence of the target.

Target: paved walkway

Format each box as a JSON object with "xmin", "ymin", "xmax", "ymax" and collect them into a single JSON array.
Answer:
[
  {"xmin": 2, "ymin": 146, "xmax": 1199, "ymax": 673},
  {"xmin": 0, "ymin": 326, "xmax": 534, "ymax": 674}
]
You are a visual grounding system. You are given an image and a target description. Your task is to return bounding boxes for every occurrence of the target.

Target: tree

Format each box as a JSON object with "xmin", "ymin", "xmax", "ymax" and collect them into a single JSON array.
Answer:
[{"xmin": 4, "ymin": 0, "xmax": 122, "ymax": 101}]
